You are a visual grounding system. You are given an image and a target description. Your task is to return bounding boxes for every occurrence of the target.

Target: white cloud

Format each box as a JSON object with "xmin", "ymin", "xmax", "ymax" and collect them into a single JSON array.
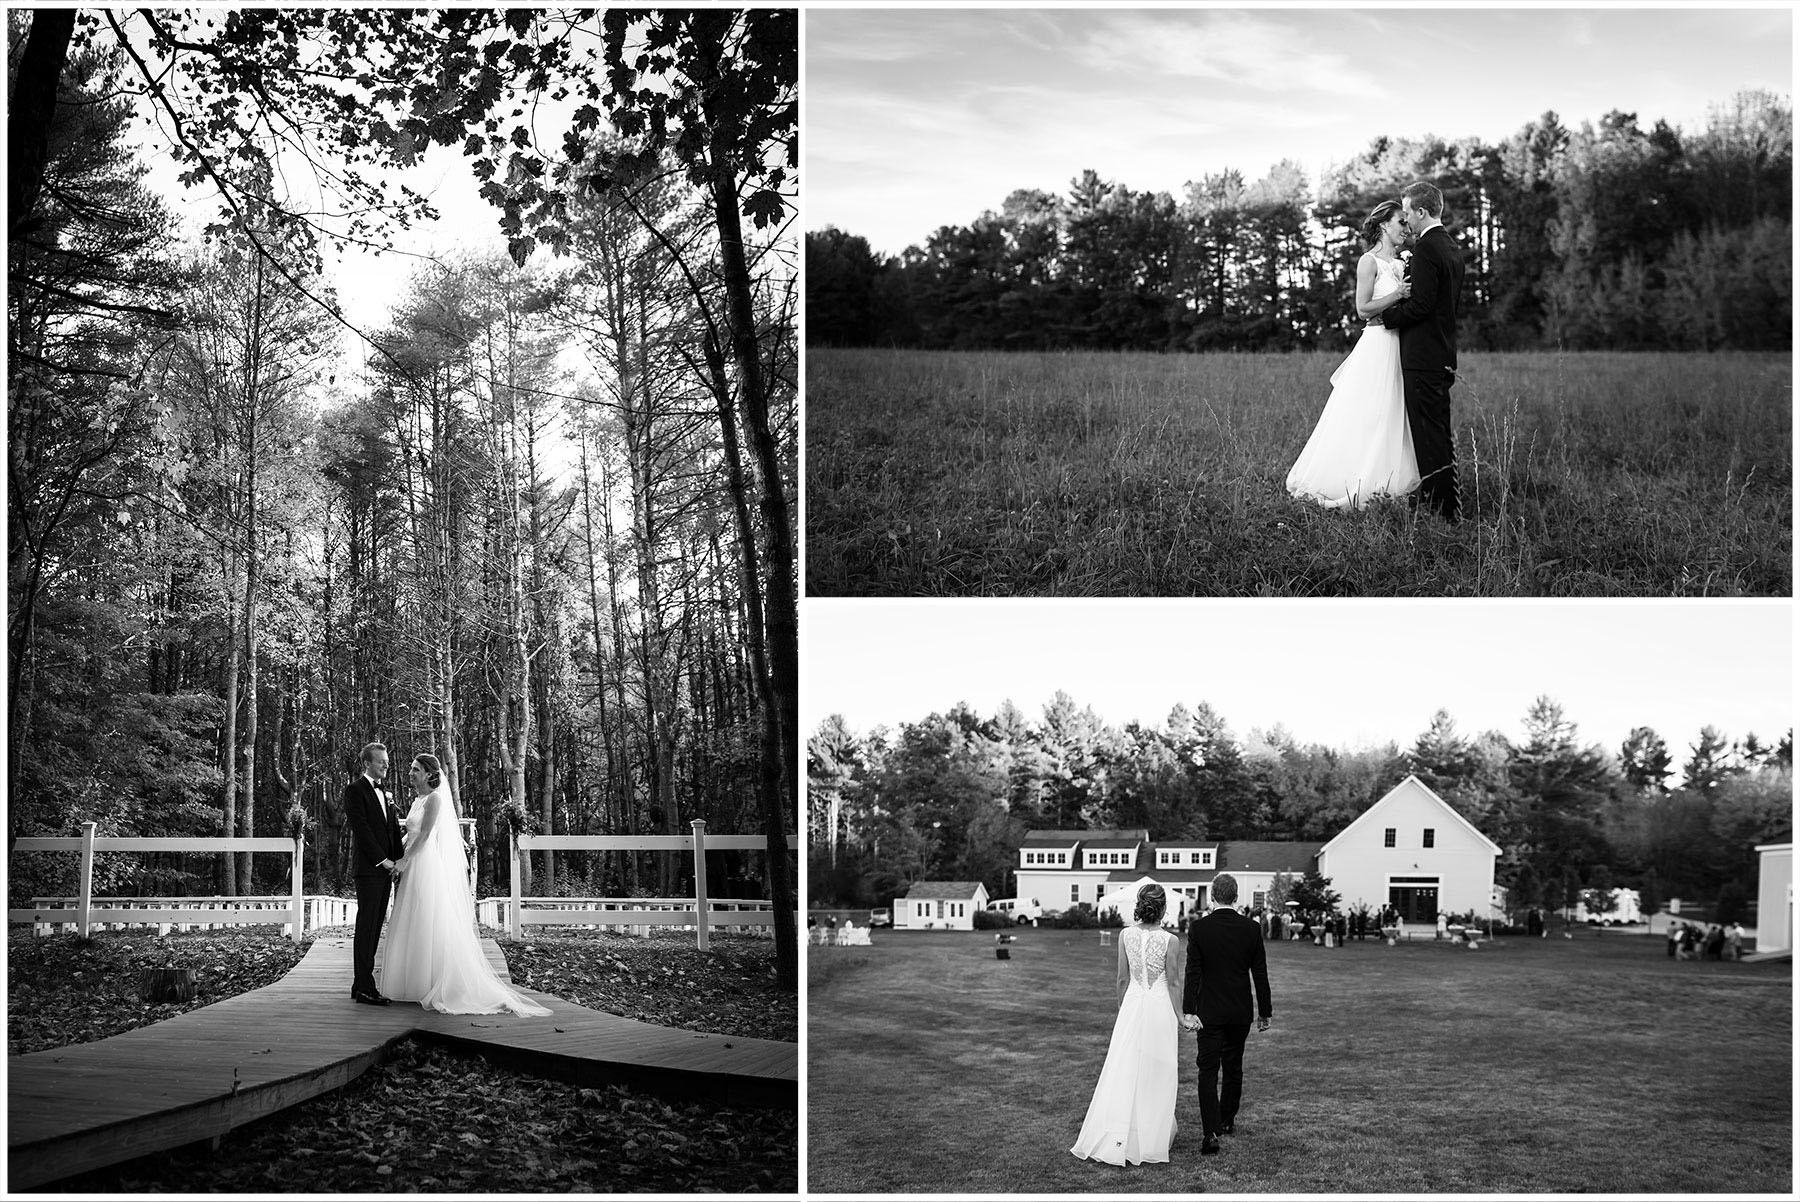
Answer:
[{"xmin": 1071, "ymin": 10, "xmax": 1384, "ymax": 99}]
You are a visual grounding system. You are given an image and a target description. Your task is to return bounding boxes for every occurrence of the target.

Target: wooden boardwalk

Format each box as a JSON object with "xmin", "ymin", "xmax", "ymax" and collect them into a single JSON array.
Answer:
[{"xmin": 8, "ymin": 935, "xmax": 795, "ymax": 1189}]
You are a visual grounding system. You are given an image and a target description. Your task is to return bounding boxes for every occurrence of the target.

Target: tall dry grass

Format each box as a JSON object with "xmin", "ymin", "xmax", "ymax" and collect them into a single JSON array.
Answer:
[{"xmin": 806, "ymin": 349, "xmax": 1790, "ymax": 595}]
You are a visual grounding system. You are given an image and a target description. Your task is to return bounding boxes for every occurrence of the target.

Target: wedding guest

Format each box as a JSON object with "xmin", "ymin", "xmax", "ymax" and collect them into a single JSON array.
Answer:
[{"xmin": 1727, "ymin": 921, "xmax": 1745, "ymax": 960}]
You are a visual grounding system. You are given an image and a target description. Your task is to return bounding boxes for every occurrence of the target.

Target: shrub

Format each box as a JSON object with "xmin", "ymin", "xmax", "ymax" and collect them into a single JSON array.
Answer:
[
  {"xmin": 972, "ymin": 908, "xmax": 1012, "ymax": 930},
  {"xmin": 1044, "ymin": 905, "xmax": 1100, "ymax": 930}
]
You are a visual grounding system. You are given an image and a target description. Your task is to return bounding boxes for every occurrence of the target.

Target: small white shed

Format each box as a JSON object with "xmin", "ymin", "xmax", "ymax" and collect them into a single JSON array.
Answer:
[{"xmin": 896, "ymin": 881, "xmax": 990, "ymax": 931}]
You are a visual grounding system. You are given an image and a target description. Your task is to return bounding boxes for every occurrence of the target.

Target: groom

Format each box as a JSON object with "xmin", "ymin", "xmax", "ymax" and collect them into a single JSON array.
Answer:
[
  {"xmin": 1181, "ymin": 873, "xmax": 1272, "ymax": 1156},
  {"xmin": 1378, "ymin": 180, "xmax": 1465, "ymax": 522},
  {"xmin": 345, "ymin": 741, "xmax": 406, "ymax": 1005}
]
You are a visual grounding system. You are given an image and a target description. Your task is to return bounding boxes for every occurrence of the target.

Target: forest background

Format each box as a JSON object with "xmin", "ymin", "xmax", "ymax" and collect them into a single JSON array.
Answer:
[
  {"xmin": 7, "ymin": 9, "xmax": 799, "ymax": 983},
  {"xmin": 806, "ymin": 92, "xmax": 1790, "ymax": 353},
  {"xmin": 808, "ymin": 697, "xmax": 1794, "ymax": 931}
]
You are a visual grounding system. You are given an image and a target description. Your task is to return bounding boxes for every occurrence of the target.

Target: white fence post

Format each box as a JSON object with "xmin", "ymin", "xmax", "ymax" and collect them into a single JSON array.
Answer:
[
  {"xmin": 509, "ymin": 829, "xmax": 523, "ymax": 939},
  {"xmin": 289, "ymin": 837, "xmax": 305, "ymax": 942},
  {"xmin": 77, "ymin": 822, "xmax": 96, "ymax": 939},
  {"xmin": 691, "ymin": 819, "xmax": 710, "ymax": 953}
]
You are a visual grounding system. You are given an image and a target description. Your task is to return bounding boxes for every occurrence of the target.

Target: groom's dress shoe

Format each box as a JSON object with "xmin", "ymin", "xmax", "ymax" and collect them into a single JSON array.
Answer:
[
  {"xmin": 1201, "ymin": 1135, "xmax": 1221, "ymax": 1155},
  {"xmin": 1220, "ymin": 1122, "xmax": 1236, "ymax": 1136},
  {"xmin": 352, "ymin": 989, "xmax": 391, "ymax": 1006}
]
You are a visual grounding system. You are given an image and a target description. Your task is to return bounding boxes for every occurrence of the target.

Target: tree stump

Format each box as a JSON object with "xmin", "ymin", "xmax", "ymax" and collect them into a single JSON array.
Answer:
[{"xmin": 138, "ymin": 967, "xmax": 197, "ymax": 1003}]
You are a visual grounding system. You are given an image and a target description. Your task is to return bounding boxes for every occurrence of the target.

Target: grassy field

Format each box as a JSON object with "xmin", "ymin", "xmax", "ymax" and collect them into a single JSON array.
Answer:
[
  {"xmin": 807, "ymin": 929, "xmax": 1791, "ymax": 1193},
  {"xmin": 806, "ymin": 349, "xmax": 1791, "ymax": 595}
]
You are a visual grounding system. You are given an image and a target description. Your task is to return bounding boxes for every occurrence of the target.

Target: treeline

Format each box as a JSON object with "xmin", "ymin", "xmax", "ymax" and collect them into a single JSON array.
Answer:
[
  {"xmin": 807, "ymin": 91, "xmax": 1791, "ymax": 353},
  {"xmin": 8, "ymin": 10, "xmax": 798, "ymax": 991},
  {"xmin": 808, "ymin": 694, "xmax": 1793, "ymax": 927}
]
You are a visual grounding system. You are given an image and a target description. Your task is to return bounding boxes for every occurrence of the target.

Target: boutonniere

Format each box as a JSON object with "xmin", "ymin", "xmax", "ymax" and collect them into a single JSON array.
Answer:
[{"xmin": 1399, "ymin": 250, "xmax": 1412, "ymax": 265}]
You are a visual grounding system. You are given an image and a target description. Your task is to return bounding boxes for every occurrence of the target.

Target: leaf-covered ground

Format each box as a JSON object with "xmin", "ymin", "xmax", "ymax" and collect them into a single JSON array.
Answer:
[
  {"xmin": 13, "ymin": 926, "xmax": 798, "ymax": 1192},
  {"xmin": 48, "ymin": 1038, "xmax": 797, "ymax": 1194},
  {"xmin": 8, "ymin": 926, "xmax": 308, "ymax": 1055},
  {"xmin": 499, "ymin": 928, "xmax": 797, "ymax": 1042}
]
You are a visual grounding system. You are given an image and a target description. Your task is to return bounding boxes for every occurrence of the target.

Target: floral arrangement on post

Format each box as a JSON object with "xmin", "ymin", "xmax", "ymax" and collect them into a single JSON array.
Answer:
[
  {"xmin": 283, "ymin": 802, "xmax": 316, "ymax": 843},
  {"xmin": 498, "ymin": 797, "xmax": 535, "ymax": 842}
]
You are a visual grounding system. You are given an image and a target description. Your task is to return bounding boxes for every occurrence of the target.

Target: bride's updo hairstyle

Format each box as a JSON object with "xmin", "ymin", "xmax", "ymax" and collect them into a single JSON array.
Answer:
[
  {"xmin": 1134, "ymin": 882, "xmax": 1168, "ymax": 925},
  {"xmin": 1361, "ymin": 199, "xmax": 1401, "ymax": 249},
  {"xmin": 413, "ymin": 753, "xmax": 443, "ymax": 789}
]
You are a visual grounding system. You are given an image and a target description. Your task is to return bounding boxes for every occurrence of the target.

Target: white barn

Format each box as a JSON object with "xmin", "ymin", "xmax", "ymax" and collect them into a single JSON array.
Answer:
[
  {"xmin": 1315, "ymin": 775, "xmax": 1501, "ymax": 922},
  {"xmin": 1003, "ymin": 777, "xmax": 1499, "ymax": 930},
  {"xmin": 1754, "ymin": 842, "xmax": 1792, "ymax": 953},
  {"xmin": 895, "ymin": 881, "xmax": 989, "ymax": 931}
]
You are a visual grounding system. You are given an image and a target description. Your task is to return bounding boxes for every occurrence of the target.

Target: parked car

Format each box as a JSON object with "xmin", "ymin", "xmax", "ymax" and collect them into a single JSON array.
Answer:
[{"xmin": 868, "ymin": 908, "xmax": 892, "ymax": 928}]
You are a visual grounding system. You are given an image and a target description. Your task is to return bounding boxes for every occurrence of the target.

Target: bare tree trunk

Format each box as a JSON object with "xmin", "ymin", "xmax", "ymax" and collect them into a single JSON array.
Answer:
[
  {"xmin": 687, "ymin": 17, "xmax": 798, "ymax": 989},
  {"xmin": 220, "ymin": 551, "xmax": 242, "ymax": 896},
  {"xmin": 7, "ymin": 10, "xmax": 76, "ymax": 241}
]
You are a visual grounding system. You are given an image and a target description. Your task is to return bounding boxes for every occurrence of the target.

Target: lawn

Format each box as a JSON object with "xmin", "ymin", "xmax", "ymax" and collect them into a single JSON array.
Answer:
[
  {"xmin": 806, "ymin": 929, "xmax": 1791, "ymax": 1193},
  {"xmin": 805, "ymin": 349, "xmax": 1792, "ymax": 596}
]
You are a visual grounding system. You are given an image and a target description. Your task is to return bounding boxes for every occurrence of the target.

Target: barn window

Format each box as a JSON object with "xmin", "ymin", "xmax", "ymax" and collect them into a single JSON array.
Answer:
[
  {"xmin": 1071, "ymin": 884, "xmax": 1079, "ymax": 902},
  {"xmin": 1384, "ymin": 828, "xmax": 1396, "ymax": 848},
  {"xmin": 1423, "ymin": 828, "xmax": 1436, "ymax": 848}
]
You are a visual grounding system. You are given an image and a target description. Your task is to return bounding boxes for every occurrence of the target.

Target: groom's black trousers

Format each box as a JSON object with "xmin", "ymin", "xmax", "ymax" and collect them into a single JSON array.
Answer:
[
  {"xmin": 1196, "ymin": 1023, "xmax": 1253, "ymax": 1135},
  {"xmin": 352, "ymin": 871, "xmax": 392, "ymax": 995},
  {"xmin": 1403, "ymin": 367, "xmax": 1459, "ymax": 521}
]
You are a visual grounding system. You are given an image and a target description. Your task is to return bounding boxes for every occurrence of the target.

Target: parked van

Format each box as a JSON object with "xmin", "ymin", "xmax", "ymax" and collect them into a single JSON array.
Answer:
[{"xmin": 988, "ymin": 897, "xmax": 1041, "ymax": 925}]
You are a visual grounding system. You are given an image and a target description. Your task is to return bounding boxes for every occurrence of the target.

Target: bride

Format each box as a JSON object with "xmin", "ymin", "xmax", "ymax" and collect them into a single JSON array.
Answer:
[
  {"xmin": 1070, "ymin": 883, "xmax": 1185, "ymax": 1166},
  {"xmin": 1286, "ymin": 199, "xmax": 1421, "ymax": 508},
  {"xmin": 379, "ymin": 753, "xmax": 551, "ymax": 1017}
]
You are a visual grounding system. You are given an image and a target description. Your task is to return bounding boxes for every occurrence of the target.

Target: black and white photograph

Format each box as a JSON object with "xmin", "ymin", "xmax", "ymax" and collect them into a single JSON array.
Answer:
[
  {"xmin": 805, "ymin": 601, "xmax": 1793, "ymax": 1192},
  {"xmin": 805, "ymin": 7, "xmax": 1792, "ymax": 596},
  {"xmin": 7, "ymin": 7, "xmax": 797, "ymax": 1193}
]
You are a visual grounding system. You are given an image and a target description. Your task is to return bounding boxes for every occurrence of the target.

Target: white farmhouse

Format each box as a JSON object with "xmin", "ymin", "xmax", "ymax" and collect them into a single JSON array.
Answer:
[
  {"xmin": 895, "ymin": 881, "xmax": 989, "ymax": 931},
  {"xmin": 1315, "ymin": 775, "xmax": 1501, "ymax": 922},
  {"xmin": 1754, "ymin": 842, "xmax": 1792, "ymax": 953},
  {"xmin": 1009, "ymin": 776, "xmax": 1499, "ymax": 927}
]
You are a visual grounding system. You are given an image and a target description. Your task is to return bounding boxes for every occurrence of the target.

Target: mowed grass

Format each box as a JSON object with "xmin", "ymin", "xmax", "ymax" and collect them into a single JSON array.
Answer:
[
  {"xmin": 805, "ymin": 349, "xmax": 1791, "ymax": 595},
  {"xmin": 807, "ymin": 930, "xmax": 1791, "ymax": 1193}
]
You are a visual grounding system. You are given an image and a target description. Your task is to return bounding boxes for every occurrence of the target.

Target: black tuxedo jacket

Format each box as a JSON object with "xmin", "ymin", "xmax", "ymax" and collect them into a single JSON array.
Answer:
[
  {"xmin": 1182, "ymin": 906, "xmax": 1273, "ymax": 1026},
  {"xmin": 1381, "ymin": 225, "xmax": 1463, "ymax": 374},
  {"xmin": 345, "ymin": 775, "xmax": 404, "ymax": 877}
]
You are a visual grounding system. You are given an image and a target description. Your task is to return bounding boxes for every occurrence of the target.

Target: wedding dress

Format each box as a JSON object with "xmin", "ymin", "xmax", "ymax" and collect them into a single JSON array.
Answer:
[
  {"xmin": 1286, "ymin": 253, "xmax": 1421, "ymax": 507},
  {"xmin": 379, "ymin": 786, "xmax": 551, "ymax": 1017},
  {"xmin": 1070, "ymin": 925, "xmax": 1180, "ymax": 1165}
]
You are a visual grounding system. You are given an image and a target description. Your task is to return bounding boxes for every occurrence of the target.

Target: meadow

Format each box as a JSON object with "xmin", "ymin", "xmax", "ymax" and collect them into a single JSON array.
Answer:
[
  {"xmin": 805, "ymin": 349, "xmax": 1791, "ymax": 595},
  {"xmin": 806, "ymin": 929, "xmax": 1792, "ymax": 1193}
]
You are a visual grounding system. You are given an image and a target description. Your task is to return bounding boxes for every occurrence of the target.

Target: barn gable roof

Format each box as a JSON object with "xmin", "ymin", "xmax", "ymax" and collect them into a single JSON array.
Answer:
[{"xmin": 1318, "ymin": 775, "xmax": 1501, "ymax": 857}]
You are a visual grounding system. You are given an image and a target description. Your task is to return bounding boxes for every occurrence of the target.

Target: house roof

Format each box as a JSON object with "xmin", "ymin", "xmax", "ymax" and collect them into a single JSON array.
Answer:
[
  {"xmin": 902, "ymin": 881, "xmax": 988, "ymax": 900},
  {"xmin": 1081, "ymin": 837, "xmax": 1145, "ymax": 851},
  {"xmin": 1317, "ymin": 775, "xmax": 1502, "ymax": 857},
  {"xmin": 1023, "ymin": 828, "xmax": 1149, "ymax": 845},
  {"xmin": 1105, "ymin": 869, "xmax": 1216, "ymax": 884},
  {"xmin": 1215, "ymin": 841, "xmax": 1324, "ymax": 873}
]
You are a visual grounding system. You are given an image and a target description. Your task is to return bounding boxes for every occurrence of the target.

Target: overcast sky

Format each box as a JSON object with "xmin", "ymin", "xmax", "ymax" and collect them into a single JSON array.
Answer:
[
  {"xmin": 804, "ymin": 602, "xmax": 1793, "ymax": 758},
  {"xmin": 807, "ymin": 5, "xmax": 1795, "ymax": 255}
]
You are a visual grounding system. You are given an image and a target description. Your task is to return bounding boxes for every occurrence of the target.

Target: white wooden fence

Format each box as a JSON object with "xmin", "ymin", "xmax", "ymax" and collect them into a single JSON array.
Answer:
[
  {"xmin": 505, "ymin": 820, "xmax": 798, "ymax": 951},
  {"xmin": 8, "ymin": 824, "xmax": 322, "ymax": 941},
  {"xmin": 23, "ymin": 895, "xmax": 355, "ymax": 938}
]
